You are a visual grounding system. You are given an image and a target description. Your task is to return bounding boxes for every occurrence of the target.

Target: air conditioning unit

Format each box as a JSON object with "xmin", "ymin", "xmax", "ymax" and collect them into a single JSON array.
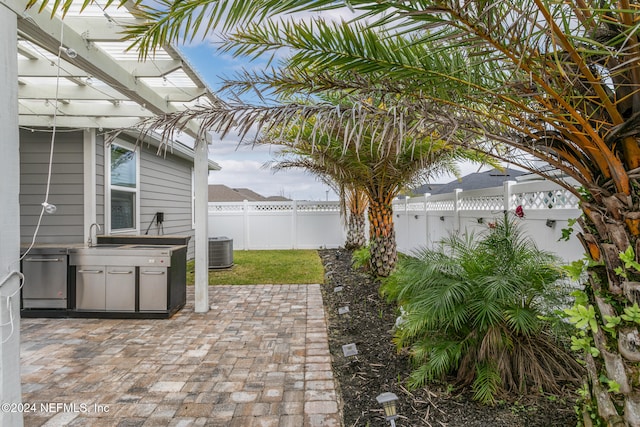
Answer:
[{"xmin": 208, "ymin": 237, "xmax": 233, "ymax": 269}]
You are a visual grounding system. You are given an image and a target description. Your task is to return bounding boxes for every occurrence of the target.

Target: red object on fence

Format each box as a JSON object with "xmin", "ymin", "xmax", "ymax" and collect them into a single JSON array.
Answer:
[{"xmin": 515, "ymin": 205, "xmax": 525, "ymax": 218}]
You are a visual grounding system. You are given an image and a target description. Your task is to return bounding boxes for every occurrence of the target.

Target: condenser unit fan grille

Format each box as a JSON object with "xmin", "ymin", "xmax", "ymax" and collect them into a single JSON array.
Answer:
[{"xmin": 208, "ymin": 237, "xmax": 233, "ymax": 269}]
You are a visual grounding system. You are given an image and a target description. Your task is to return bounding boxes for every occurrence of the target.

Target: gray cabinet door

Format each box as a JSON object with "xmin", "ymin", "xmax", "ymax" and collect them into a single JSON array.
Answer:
[
  {"xmin": 106, "ymin": 267, "xmax": 135, "ymax": 311},
  {"xmin": 139, "ymin": 267, "xmax": 167, "ymax": 311},
  {"xmin": 76, "ymin": 266, "xmax": 106, "ymax": 310}
]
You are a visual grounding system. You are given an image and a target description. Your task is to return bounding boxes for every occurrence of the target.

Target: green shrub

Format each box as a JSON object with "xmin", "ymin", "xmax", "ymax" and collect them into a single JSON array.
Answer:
[
  {"xmin": 351, "ymin": 245, "xmax": 371, "ymax": 272},
  {"xmin": 381, "ymin": 215, "xmax": 582, "ymax": 404}
]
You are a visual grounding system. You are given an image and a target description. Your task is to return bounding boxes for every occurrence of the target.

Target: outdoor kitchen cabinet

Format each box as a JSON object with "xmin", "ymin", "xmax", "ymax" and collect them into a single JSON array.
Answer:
[
  {"xmin": 106, "ymin": 266, "xmax": 136, "ymax": 311},
  {"xmin": 139, "ymin": 267, "xmax": 168, "ymax": 311},
  {"xmin": 67, "ymin": 243, "xmax": 187, "ymax": 318},
  {"xmin": 75, "ymin": 266, "xmax": 135, "ymax": 311},
  {"xmin": 75, "ymin": 266, "xmax": 106, "ymax": 310}
]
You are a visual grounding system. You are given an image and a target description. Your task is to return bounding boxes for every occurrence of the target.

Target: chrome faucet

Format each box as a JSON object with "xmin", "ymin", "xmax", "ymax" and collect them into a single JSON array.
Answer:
[{"xmin": 88, "ymin": 223, "xmax": 102, "ymax": 247}]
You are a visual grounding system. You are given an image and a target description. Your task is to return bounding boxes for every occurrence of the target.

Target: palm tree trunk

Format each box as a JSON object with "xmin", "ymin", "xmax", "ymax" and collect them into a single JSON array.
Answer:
[
  {"xmin": 577, "ymin": 196, "xmax": 640, "ymax": 426},
  {"xmin": 345, "ymin": 211, "xmax": 366, "ymax": 250},
  {"xmin": 368, "ymin": 199, "xmax": 397, "ymax": 277}
]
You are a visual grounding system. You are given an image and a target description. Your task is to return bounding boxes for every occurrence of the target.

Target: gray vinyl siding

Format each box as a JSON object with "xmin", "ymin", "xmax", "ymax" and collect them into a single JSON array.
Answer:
[
  {"xmin": 19, "ymin": 129, "xmax": 84, "ymax": 244},
  {"xmin": 19, "ymin": 130, "xmax": 196, "ymax": 258},
  {"xmin": 139, "ymin": 145, "xmax": 195, "ymax": 259}
]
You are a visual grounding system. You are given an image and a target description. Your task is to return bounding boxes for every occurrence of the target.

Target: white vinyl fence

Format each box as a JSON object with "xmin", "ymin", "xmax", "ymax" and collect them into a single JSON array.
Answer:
[
  {"xmin": 393, "ymin": 180, "xmax": 583, "ymax": 262},
  {"xmin": 208, "ymin": 200, "xmax": 346, "ymax": 250},
  {"xmin": 208, "ymin": 180, "xmax": 585, "ymax": 262}
]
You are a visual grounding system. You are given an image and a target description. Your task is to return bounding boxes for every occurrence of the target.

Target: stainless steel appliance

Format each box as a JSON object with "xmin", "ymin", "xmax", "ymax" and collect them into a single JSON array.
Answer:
[
  {"xmin": 21, "ymin": 247, "xmax": 68, "ymax": 309},
  {"xmin": 69, "ymin": 244, "xmax": 186, "ymax": 317}
]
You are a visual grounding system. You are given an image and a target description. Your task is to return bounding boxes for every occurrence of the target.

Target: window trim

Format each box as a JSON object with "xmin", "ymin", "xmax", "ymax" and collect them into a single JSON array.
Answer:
[{"xmin": 105, "ymin": 140, "xmax": 140, "ymax": 234}]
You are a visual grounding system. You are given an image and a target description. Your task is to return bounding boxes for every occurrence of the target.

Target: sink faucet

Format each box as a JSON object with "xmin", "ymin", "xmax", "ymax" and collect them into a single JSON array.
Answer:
[{"xmin": 88, "ymin": 223, "xmax": 102, "ymax": 247}]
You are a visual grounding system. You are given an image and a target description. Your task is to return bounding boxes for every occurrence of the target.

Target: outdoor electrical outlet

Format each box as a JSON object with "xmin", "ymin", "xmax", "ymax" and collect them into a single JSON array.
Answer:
[{"xmin": 156, "ymin": 212, "xmax": 164, "ymax": 224}]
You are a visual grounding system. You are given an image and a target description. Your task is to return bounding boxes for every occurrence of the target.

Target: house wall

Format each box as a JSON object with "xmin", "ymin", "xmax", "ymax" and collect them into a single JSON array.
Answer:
[
  {"xmin": 137, "ymin": 142, "xmax": 195, "ymax": 258},
  {"xmin": 20, "ymin": 131, "xmax": 196, "ymax": 258},
  {"xmin": 19, "ymin": 129, "xmax": 85, "ymax": 244}
]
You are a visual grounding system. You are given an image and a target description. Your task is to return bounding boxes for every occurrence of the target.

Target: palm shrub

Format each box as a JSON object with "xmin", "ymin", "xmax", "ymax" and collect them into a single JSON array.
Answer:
[
  {"xmin": 381, "ymin": 215, "xmax": 583, "ymax": 404},
  {"xmin": 351, "ymin": 245, "xmax": 371, "ymax": 272}
]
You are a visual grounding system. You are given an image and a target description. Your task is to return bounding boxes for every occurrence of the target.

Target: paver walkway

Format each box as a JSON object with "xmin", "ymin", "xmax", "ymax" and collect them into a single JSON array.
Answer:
[{"xmin": 20, "ymin": 285, "xmax": 342, "ymax": 426}]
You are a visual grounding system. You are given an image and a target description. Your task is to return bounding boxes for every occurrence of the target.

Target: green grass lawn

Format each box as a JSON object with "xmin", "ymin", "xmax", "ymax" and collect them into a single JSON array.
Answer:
[{"xmin": 186, "ymin": 250, "xmax": 325, "ymax": 285}]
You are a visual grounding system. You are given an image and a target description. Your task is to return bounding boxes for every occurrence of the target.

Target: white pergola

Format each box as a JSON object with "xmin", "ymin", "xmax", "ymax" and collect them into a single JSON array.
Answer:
[{"xmin": 15, "ymin": 1, "xmax": 216, "ymax": 133}]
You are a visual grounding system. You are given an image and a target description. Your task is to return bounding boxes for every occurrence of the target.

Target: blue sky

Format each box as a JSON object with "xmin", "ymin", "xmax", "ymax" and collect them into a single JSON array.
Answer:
[
  {"xmin": 181, "ymin": 42, "xmax": 342, "ymax": 200},
  {"xmin": 178, "ymin": 22, "xmax": 493, "ymax": 201}
]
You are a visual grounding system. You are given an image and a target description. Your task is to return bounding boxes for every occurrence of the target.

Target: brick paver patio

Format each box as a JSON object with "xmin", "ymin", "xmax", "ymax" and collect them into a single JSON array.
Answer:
[{"xmin": 20, "ymin": 285, "xmax": 342, "ymax": 426}]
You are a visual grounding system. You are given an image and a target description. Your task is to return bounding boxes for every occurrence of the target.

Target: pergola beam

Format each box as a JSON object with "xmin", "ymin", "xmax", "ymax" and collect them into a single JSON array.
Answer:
[
  {"xmin": 19, "ymin": 99, "xmax": 155, "ymax": 117},
  {"xmin": 18, "ymin": 115, "xmax": 149, "ymax": 129},
  {"xmin": 10, "ymin": 0, "xmax": 204, "ymax": 137}
]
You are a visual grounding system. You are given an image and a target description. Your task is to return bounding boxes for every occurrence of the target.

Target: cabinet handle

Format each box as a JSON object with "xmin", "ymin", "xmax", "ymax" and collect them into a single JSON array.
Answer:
[
  {"xmin": 108, "ymin": 271, "xmax": 133, "ymax": 275},
  {"xmin": 77, "ymin": 270, "xmax": 103, "ymax": 274},
  {"xmin": 24, "ymin": 258, "xmax": 63, "ymax": 262},
  {"xmin": 141, "ymin": 271, "xmax": 165, "ymax": 275}
]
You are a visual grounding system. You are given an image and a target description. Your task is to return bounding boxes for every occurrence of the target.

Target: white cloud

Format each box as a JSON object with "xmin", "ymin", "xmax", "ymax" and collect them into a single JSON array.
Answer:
[{"xmin": 209, "ymin": 158, "xmax": 336, "ymax": 201}]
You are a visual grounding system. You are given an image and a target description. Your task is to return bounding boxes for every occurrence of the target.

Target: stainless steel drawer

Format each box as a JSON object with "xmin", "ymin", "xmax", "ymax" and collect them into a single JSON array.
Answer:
[
  {"xmin": 76, "ymin": 266, "xmax": 105, "ymax": 310},
  {"xmin": 139, "ymin": 267, "xmax": 167, "ymax": 311},
  {"xmin": 106, "ymin": 267, "xmax": 135, "ymax": 311}
]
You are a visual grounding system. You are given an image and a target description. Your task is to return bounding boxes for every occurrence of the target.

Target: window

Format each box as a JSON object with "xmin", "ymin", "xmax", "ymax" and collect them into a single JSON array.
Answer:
[{"xmin": 107, "ymin": 142, "xmax": 139, "ymax": 232}]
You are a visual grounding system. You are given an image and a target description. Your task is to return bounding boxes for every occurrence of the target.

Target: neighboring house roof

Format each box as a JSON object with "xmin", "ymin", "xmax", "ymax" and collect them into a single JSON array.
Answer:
[
  {"xmin": 413, "ymin": 168, "xmax": 528, "ymax": 195},
  {"xmin": 208, "ymin": 185, "xmax": 291, "ymax": 202},
  {"xmin": 234, "ymin": 188, "xmax": 268, "ymax": 201}
]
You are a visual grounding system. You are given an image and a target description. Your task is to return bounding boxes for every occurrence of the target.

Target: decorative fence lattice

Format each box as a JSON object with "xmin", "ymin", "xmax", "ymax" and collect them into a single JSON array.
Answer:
[
  {"xmin": 425, "ymin": 199, "xmax": 455, "ymax": 211},
  {"xmin": 459, "ymin": 195, "xmax": 505, "ymax": 211},
  {"xmin": 396, "ymin": 180, "xmax": 580, "ymax": 213},
  {"xmin": 512, "ymin": 189, "xmax": 580, "ymax": 210}
]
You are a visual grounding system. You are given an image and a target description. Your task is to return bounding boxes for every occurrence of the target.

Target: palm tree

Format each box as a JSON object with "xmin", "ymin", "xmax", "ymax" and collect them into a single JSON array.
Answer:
[
  {"xmin": 260, "ymin": 110, "xmax": 478, "ymax": 276},
  {"xmin": 269, "ymin": 151, "xmax": 369, "ymax": 250},
  {"xmin": 342, "ymin": 185, "xmax": 368, "ymax": 250}
]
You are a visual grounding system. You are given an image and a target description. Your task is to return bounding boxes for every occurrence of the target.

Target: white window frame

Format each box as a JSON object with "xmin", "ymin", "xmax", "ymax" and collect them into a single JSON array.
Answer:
[{"xmin": 105, "ymin": 140, "xmax": 140, "ymax": 234}]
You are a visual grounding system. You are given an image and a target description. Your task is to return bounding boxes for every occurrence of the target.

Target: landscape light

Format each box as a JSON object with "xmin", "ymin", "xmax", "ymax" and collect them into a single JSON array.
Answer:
[{"xmin": 376, "ymin": 392, "xmax": 399, "ymax": 426}]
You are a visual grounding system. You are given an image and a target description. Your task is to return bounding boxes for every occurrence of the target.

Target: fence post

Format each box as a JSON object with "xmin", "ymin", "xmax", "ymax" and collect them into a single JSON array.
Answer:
[
  {"xmin": 503, "ymin": 181, "xmax": 515, "ymax": 212},
  {"xmin": 453, "ymin": 189, "xmax": 462, "ymax": 232},
  {"xmin": 243, "ymin": 199, "xmax": 249, "ymax": 250},
  {"xmin": 292, "ymin": 200, "xmax": 298, "ymax": 249},
  {"xmin": 423, "ymin": 193, "xmax": 430, "ymax": 248},
  {"xmin": 404, "ymin": 197, "xmax": 409, "ymax": 253}
]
